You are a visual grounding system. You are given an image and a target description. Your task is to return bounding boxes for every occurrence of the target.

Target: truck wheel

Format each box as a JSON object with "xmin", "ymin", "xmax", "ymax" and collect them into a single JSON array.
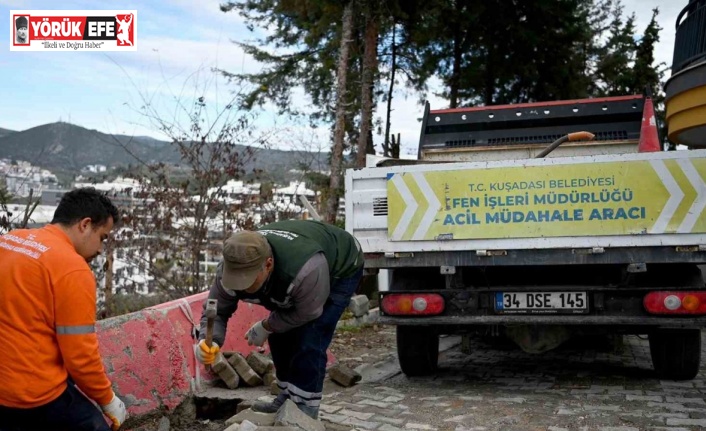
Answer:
[
  {"xmin": 397, "ymin": 326, "xmax": 439, "ymax": 376},
  {"xmin": 649, "ymin": 329, "xmax": 702, "ymax": 380}
]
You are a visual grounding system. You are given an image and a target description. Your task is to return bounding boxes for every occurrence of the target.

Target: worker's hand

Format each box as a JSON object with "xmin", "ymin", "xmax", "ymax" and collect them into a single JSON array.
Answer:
[
  {"xmin": 101, "ymin": 393, "xmax": 127, "ymax": 431},
  {"xmin": 194, "ymin": 340, "xmax": 220, "ymax": 365},
  {"xmin": 245, "ymin": 320, "xmax": 272, "ymax": 347}
]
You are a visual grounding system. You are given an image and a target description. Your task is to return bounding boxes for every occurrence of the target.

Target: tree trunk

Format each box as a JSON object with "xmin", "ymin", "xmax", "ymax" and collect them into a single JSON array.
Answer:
[
  {"xmin": 356, "ymin": 6, "xmax": 379, "ymax": 168},
  {"xmin": 383, "ymin": 24, "xmax": 397, "ymax": 158},
  {"xmin": 484, "ymin": 45, "xmax": 495, "ymax": 105},
  {"xmin": 104, "ymin": 241, "xmax": 114, "ymax": 314},
  {"xmin": 449, "ymin": 22, "xmax": 462, "ymax": 108},
  {"xmin": 325, "ymin": 0, "xmax": 355, "ymax": 223}
]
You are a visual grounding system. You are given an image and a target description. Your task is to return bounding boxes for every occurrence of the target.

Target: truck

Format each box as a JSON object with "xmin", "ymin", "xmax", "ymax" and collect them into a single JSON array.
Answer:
[{"xmin": 345, "ymin": 93, "xmax": 706, "ymax": 381}]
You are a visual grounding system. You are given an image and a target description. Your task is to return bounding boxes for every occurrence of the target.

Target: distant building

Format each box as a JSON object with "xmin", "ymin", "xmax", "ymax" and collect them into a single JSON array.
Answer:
[
  {"xmin": 41, "ymin": 177, "xmax": 144, "ymax": 211},
  {"xmin": 272, "ymin": 181, "xmax": 315, "ymax": 208},
  {"xmin": 82, "ymin": 164, "xmax": 108, "ymax": 173},
  {"xmin": 73, "ymin": 176, "xmax": 141, "ymax": 193},
  {"xmin": 208, "ymin": 180, "xmax": 261, "ymax": 205},
  {"xmin": 73, "ymin": 177, "xmax": 143, "ymax": 209},
  {"xmin": 4, "ymin": 173, "xmax": 42, "ymax": 198},
  {"xmin": 1, "ymin": 160, "xmax": 58, "ymax": 198}
]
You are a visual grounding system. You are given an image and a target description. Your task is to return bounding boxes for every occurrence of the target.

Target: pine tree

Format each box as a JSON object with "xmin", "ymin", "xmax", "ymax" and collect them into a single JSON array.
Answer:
[
  {"xmin": 632, "ymin": 8, "xmax": 668, "ymax": 149},
  {"xmin": 593, "ymin": 1, "xmax": 637, "ymax": 96},
  {"xmin": 219, "ymin": 0, "xmax": 348, "ymax": 121},
  {"xmin": 632, "ymin": 8, "xmax": 663, "ymax": 98},
  {"xmin": 401, "ymin": 0, "xmax": 597, "ymax": 107}
]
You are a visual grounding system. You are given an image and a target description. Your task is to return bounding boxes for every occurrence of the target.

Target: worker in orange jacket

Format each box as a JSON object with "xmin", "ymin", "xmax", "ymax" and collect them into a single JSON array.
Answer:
[{"xmin": 0, "ymin": 188, "xmax": 126, "ymax": 431}]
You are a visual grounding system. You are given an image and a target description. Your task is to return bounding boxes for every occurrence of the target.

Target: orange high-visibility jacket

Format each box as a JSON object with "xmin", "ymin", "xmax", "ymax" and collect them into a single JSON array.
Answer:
[{"xmin": 0, "ymin": 224, "xmax": 113, "ymax": 408}]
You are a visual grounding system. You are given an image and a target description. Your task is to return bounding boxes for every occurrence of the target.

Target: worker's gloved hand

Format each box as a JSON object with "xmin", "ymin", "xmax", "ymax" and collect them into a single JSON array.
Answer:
[
  {"xmin": 101, "ymin": 392, "xmax": 127, "ymax": 431},
  {"xmin": 194, "ymin": 340, "xmax": 220, "ymax": 365},
  {"xmin": 245, "ymin": 320, "xmax": 272, "ymax": 347}
]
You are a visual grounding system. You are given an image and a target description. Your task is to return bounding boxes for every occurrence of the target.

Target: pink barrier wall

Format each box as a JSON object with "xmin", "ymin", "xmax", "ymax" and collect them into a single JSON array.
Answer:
[
  {"xmin": 96, "ymin": 292, "xmax": 269, "ymax": 416},
  {"xmin": 97, "ymin": 292, "xmax": 337, "ymax": 419}
]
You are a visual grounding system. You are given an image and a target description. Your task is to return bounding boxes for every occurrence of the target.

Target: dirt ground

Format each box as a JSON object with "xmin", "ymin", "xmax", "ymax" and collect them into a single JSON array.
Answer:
[
  {"xmin": 127, "ymin": 324, "xmax": 393, "ymax": 431},
  {"xmin": 329, "ymin": 323, "xmax": 396, "ymax": 370}
]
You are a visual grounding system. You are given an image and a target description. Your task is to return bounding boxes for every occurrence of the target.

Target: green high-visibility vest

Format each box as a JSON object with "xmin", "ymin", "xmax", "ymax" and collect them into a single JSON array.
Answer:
[{"xmin": 258, "ymin": 219, "xmax": 363, "ymax": 282}]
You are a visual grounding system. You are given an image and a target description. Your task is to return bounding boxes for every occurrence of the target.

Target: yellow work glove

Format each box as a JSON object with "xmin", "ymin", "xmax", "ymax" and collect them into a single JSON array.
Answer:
[
  {"xmin": 100, "ymin": 392, "xmax": 127, "ymax": 431},
  {"xmin": 194, "ymin": 340, "xmax": 220, "ymax": 365}
]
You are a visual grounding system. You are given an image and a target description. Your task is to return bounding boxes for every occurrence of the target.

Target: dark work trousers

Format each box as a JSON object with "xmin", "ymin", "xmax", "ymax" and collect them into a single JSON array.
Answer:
[
  {"xmin": 267, "ymin": 268, "xmax": 363, "ymax": 417},
  {"xmin": 0, "ymin": 381, "xmax": 110, "ymax": 431}
]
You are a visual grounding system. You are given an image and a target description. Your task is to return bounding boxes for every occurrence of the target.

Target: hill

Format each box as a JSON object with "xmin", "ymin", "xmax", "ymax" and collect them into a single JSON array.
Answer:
[
  {"xmin": 0, "ymin": 127, "xmax": 15, "ymax": 139},
  {"xmin": 0, "ymin": 122, "xmax": 328, "ymax": 181}
]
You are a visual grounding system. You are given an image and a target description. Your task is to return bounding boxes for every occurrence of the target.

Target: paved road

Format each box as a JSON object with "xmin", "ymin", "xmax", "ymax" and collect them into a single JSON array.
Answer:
[{"xmin": 319, "ymin": 331, "xmax": 706, "ymax": 431}]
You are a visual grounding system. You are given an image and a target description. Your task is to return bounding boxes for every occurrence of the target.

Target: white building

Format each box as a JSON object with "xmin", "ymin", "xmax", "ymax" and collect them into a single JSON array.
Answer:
[
  {"xmin": 82, "ymin": 164, "xmax": 107, "ymax": 173},
  {"xmin": 1, "ymin": 160, "xmax": 58, "ymax": 198},
  {"xmin": 111, "ymin": 250, "xmax": 154, "ymax": 296},
  {"xmin": 72, "ymin": 177, "xmax": 146, "ymax": 211},
  {"xmin": 4, "ymin": 173, "xmax": 43, "ymax": 198},
  {"xmin": 273, "ymin": 181, "xmax": 315, "ymax": 199},
  {"xmin": 73, "ymin": 176, "xmax": 142, "ymax": 194},
  {"xmin": 207, "ymin": 180, "xmax": 261, "ymax": 205}
]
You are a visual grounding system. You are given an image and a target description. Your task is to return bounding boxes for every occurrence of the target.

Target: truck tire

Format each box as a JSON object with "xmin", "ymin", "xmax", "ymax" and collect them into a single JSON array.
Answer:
[
  {"xmin": 649, "ymin": 329, "xmax": 702, "ymax": 380},
  {"xmin": 397, "ymin": 326, "xmax": 439, "ymax": 376}
]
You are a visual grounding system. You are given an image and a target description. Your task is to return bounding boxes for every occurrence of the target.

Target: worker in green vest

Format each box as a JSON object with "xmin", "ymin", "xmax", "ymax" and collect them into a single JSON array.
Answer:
[{"xmin": 195, "ymin": 219, "xmax": 364, "ymax": 419}]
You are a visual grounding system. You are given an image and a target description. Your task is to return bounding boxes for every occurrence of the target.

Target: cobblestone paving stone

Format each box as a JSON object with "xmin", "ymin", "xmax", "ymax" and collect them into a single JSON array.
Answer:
[{"xmin": 320, "ymin": 332, "xmax": 706, "ymax": 431}]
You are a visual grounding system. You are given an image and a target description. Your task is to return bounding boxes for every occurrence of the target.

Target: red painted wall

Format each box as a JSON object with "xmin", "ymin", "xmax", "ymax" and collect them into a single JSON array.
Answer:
[{"xmin": 96, "ymin": 292, "xmax": 269, "ymax": 416}]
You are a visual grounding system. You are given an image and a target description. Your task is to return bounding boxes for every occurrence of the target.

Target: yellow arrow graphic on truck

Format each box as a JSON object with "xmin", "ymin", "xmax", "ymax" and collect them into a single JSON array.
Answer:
[
  {"xmin": 387, "ymin": 156, "xmax": 706, "ymax": 241},
  {"xmin": 662, "ymin": 159, "xmax": 696, "ymax": 233},
  {"xmin": 676, "ymin": 158, "xmax": 706, "ymax": 233},
  {"xmin": 388, "ymin": 173, "xmax": 442, "ymax": 241}
]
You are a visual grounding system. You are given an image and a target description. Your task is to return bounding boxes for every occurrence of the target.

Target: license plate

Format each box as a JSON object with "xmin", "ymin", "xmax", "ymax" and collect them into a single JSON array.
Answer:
[{"xmin": 495, "ymin": 292, "xmax": 588, "ymax": 314}]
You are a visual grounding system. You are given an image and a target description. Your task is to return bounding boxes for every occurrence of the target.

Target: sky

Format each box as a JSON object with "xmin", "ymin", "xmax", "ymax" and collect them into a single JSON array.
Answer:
[{"xmin": 0, "ymin": 0, "xmax": 689, "ymax": 157}]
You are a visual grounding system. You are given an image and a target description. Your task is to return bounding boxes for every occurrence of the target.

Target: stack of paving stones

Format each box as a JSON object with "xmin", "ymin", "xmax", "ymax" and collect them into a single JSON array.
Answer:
[
  {"xmin": 337, "ymin": 295, "xmax": 377, "ymax": 329},
  {"xmin": 218, "ymin": 351, "xmax": 277, "ymax": 393},
  {"xmin": 348, "ymin": 295, "xmax": 370, "ymax": 319},
  {"xmin": 218, "ymin": 294, "xmax": 369, "ymax": 391}
]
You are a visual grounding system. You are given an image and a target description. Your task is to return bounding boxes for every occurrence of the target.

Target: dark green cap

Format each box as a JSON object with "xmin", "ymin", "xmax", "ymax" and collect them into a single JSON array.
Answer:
[{"xmin": 221, "ymin": 230, "xmax": 270, "ymax": 291}]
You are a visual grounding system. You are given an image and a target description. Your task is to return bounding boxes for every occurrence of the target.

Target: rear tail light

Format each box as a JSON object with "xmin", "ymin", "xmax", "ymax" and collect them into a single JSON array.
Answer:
[
  {"xmin": 381, "ymin": 293, "xmax": 445, "ymax": 316},
  {"xmin": 643, "ymin": 291, "xmax": 706, "ymax": 315}
]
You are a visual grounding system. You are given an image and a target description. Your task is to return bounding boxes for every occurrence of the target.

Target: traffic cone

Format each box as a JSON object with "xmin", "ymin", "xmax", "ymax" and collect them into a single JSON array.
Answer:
[{"xmin": 638, "ymin": 96, "xmax": 661, "ymax": 152}]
